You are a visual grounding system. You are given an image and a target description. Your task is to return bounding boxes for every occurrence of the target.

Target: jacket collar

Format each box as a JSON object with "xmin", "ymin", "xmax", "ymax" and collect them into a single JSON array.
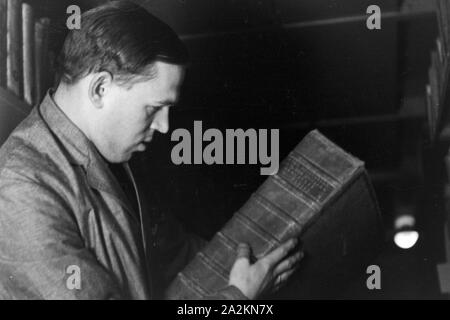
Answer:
[{"xmin": 39, "ymin": 89, "xmax": 138, "ymax": 222}]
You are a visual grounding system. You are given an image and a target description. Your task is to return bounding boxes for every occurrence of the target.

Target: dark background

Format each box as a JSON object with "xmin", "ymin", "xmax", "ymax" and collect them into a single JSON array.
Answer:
[{"xmin": 24, "ymin": 0, "xmax": 447, "ymax": 298}]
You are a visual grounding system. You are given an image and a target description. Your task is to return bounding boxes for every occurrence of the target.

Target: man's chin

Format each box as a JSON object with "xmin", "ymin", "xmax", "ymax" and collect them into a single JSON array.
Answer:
[
  {"xmin": 136, "ymin": 143, "xmax": 147, "ymax": 152},
  {"xmin": 106, "ymin": 144, "xmax": 148, "ymax": 163},
  {"xmin": 106, "ymin": 150, "xmax": 133, "ymax": 164}
]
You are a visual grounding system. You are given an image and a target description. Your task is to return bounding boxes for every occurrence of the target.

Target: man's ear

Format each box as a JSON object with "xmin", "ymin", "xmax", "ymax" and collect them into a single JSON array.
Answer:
[{"xmin": 88, "ymin": 71, "xmax": 113, "ymax": 108}]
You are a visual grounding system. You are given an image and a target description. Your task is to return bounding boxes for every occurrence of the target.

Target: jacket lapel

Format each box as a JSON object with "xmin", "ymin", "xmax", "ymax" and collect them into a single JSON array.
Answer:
[{"xmin": 85, "ymin": 147, "xmax": 140, "ymax": 224}]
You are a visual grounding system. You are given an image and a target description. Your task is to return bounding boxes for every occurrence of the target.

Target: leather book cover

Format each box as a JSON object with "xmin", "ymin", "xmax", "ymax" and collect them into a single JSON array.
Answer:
[{"xmin": 166, "ymin": 130, "xmax": 383, "ymax": 299}]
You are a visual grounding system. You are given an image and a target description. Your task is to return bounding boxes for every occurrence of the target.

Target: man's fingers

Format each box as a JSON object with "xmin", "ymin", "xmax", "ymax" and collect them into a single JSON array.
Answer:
[
  {"xmin": 261, "ymin": 238, "xmax": 298, "ymax": 267},
  {"xmin": 273, "ymin": 268, "xmax": 297, "ymax": 289},
  {"xmin": 273, "ymin": 251, "xmax": 303, "ymax": 276},
  {"xmin": 271, "ymin": 250, "xmax": 304, "ymax": 293}
]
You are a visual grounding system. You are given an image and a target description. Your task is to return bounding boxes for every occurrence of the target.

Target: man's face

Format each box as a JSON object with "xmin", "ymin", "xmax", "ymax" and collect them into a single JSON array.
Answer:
[{"xmin": 93, "ymin": 61, "xmax": 185, "ymax": 163}]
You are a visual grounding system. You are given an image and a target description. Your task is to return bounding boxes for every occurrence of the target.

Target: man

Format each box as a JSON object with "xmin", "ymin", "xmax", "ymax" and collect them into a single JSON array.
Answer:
[{"xmin": 0, "ymin": 1, "xmax": 302, "ymax": 299}]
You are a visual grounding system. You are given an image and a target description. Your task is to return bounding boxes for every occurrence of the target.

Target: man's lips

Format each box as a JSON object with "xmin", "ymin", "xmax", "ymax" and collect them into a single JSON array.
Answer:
[
  {"xmin": 136, "ymin": 143, "xmax": 146, "ymax": 152},
  {"xmin": 143, "ymin": 131, "xmax": 154, "ymax": 143},
  {"xmin": 136, "ymin": 135, "xmax": 153, "ymax": 152}
]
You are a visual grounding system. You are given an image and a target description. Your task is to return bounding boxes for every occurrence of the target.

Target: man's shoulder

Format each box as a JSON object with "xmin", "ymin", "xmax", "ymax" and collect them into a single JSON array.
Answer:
[{"xmin": 0, "ymin": 108, "xmax": 67, "ymax": 183}]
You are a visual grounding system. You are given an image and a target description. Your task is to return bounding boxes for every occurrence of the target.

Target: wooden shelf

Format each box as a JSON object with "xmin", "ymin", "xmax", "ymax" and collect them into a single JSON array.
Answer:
[{"xmin": 180, "ymin": 8, "xmax": 435, "ymax": 41}]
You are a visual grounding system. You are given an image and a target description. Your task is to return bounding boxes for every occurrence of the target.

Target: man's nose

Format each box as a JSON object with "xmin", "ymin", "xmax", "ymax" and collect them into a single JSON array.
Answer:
[{"xmin": 150, "ymin": 106, "xmax": 169, "ymax": 134}]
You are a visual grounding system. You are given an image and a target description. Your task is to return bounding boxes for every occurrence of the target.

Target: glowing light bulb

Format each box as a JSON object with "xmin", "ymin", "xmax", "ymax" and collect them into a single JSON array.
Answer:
[
  {"xmin": 394, "ymin": 230, "xmax": 419, "ymax": 249},
  {"xmin": 393, "ymin": 214, "xmax": 419, "ymax": 249}
]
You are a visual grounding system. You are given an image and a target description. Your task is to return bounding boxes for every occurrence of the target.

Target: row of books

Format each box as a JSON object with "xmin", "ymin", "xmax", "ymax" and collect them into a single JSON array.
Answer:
[
  {"xmin": 425, "ymin": 1, "xmax": 450, "ymax": 141},
  {"xmin": 0, "ymin": 0, "xmax": 53, "ymax": 107},
  {"xmin": 430, "ymin": 1, "xmax": 450, "ymax": 296},
  {"xmin": 439, "ymin": 152, "xmax": 450, "ymax": 295}
]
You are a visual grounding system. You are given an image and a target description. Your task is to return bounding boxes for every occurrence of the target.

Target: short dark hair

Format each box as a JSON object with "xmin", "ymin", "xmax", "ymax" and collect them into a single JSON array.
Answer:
[{"xmin": 56, "ymin": 0, "xmax": 188, "ymax": 87}]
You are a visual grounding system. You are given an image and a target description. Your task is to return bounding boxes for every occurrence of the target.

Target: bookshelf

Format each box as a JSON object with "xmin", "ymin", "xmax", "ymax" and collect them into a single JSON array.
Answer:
[
  {"xmin": 0, "ymin": 0, "xmax": 54, "ymax": 117},
  {"xmin": 0, "ymin": 0, "xmax": 57, "ymax": 145},
  {"xmin": 423, "ymin": 0, "xmax": 450, "ymax": 141},
  {"xmin": 0, "ymin": 0, "xmax": 109, "ymax": 114},
  {"xmin": 422, "ymin": 0, "xmax": 450, "ymax": 297},
  {"xmin": 436, "ymin": 34, "xmax": 450, "ymax": 141}
]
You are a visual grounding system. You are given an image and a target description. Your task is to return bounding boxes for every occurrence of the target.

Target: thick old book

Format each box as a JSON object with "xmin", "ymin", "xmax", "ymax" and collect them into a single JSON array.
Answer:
[
  {"xmin": 166, "ymin": 130, "xmax": 383, "ymax": 299},
  {"xmin": 0, "ymin": 0, "xmax": 7, "ymax": 87},
  {"xmin": 22, "ymin": 3, "xmax": 34, "ymax": 106},
  {"xmin": 6, "ymin": 0, "xmax": 22, "ymax": 98}
]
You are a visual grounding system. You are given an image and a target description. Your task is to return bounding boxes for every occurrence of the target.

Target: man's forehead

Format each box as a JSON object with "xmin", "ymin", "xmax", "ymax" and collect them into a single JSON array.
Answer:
[
  {"xmin": 153, "ymin": 61, "xmax": 185, "ymax": 77},
  {"xmin": 140, "ymin": 82, "xmax": 180, "ymax": 106},
  {"xmin": 141, "ymin": 63, "xmax": 184, "ymax": 102},
  {"xmin": 142, "ymin": 63, "xmax": 184, "ymax": 86}
]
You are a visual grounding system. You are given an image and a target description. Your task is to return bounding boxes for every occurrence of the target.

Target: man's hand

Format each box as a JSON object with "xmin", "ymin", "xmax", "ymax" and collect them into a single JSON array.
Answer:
[{"xmin": 228, "ymin": 238, "xmax": 303, "ymax": 299}]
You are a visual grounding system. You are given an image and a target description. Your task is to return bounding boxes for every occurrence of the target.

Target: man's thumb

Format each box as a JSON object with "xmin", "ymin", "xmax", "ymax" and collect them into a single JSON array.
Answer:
[{"xmin": 235, "ymin": 243, "xmax": 251, "ymax": 263}]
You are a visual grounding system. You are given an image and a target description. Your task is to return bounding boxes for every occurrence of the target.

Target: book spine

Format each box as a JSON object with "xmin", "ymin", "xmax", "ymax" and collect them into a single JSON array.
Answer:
[
  {"xmin": 426, "ymin": 84, "xmax": 435, "ymax": 139},
  {"xmin": 34, "ymin": 18, "xmax": 50, "ymax": 104},
  {"xmin": 437, "ymin": 38, "xmax": 445, "ymax": 67},
  {"xmin": 432, "ymin": 50, "xmax": 443, "ymax": 95},
  {"xmin": 437, "ymin": 0, "xmax": 448, "ymax": 55},
  {"xmin": 0, "ymin": 0, "xmax": 7, "ymax": 87},
  {"xmin": 6, "ymin": 0, "xmax": 22, "ymax": 98},
  {"xmin": 429, "ymin": 55, "xmax": 439, "ymax": 138},
  {"xmin": 40, "ymin": 18, "xmax": 50, "ymax": 95},
  {"xmin": 444, "ymin": 0, "xmax": 450, "ymax": 55},
  {"xmin": 34, "ymin": 20, "xmax": 42, "ymax": 104},
  {"xmin": 22, "ymin": 2, "xmax": 33, "ymax": 106},
  {"xmin": 166, "ymin": 130, "xmax": 364, "ymax": 299}
]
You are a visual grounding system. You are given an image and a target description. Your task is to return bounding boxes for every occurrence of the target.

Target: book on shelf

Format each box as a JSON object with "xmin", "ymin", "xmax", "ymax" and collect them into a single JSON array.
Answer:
[
  {"xmin": 1, "ymin": 2, "xmax": 55, "ymax": 142},
  {"xmin": 0, "ymin": 0, "xmax": 7, "ymax": 88},
  {"xmin": 22, "ymin": 3, "xmax": 34, "ymax": 106},
  {"xmin": 0, "ymin": 0, "xmax": 52, "ymax": 107},
  {"xmin": 34, "ymin": 17, "xmax": 50, "ymax": 105},
  {"xmin": 437, "ymin": 0, "xmax": 449, "ymax": 55},
  {"xmin": 432, "ymin": 49, "xmax": 443, "ymax": 95},
  {"xmin": 6, "ymin": 0, "xmax": 23, "ymax": 98},
  {"xmin": 426, "ymin": 47, "xmax": 443, "ymax": 140},
  {"xmin": 437, "ymin": 37, "xmax": 445, "ymax": 65},
  {"xmin": 425, "ymin": 2, "xmax": 450, "ymax": 140},
  {"xmin": 426, "ymin": 84, "xmax": 436, "ymax": 140},
  {"xmin": 166, "ymin": 130, "xmax": 383, "ymax": 299},
  {"xmin": 423, "ymin": 1, "xmax": 450, "ymax": 139}
]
